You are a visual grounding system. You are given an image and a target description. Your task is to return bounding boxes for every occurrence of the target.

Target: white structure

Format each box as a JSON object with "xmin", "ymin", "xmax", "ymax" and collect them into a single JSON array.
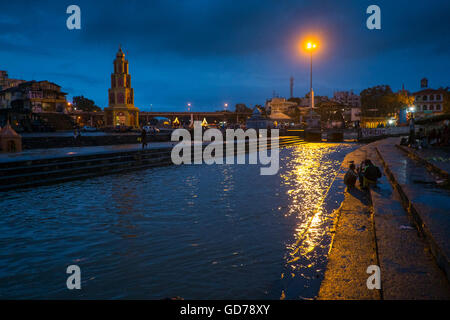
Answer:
[
  {"xmin": 333, "ymin": 90, "xmax": 361, "ymax": 107},
  {"xmin": 265, "ymin": 97, "xmax": 297, "ymax": 114},
  {"xmin": 412, "ymin": 79, "xmax": 446, "ymax": 118}
]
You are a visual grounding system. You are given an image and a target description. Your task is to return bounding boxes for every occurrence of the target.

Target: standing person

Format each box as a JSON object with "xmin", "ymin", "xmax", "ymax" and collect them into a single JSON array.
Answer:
[
  {"xmin": 344, "ymin": 162, "xmax": 358, "ymax": 189},
  {"xmin": 141, "ymin": 128, "xmax": 147, "ymax": 149},
  {"xmin": 73, "ymin": 127, "xmax": 81, "ymax": 146},
  {"xmin": 409, "ymin": 117, "xmax": 415, "ymax": 146}
]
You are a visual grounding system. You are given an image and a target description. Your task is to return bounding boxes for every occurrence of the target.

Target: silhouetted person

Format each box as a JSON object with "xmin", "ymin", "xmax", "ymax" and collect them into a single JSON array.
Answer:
[
  {"xmin": 141, "ymin": 129, "xmax": 147, "ymax": 149},
  {"xmin": 362, "ymin": 159, "xmax": 381, "ymax": 189},
  {"xmin": 344, "ymin": 162, "xmax": 358, "ymax": 188}
]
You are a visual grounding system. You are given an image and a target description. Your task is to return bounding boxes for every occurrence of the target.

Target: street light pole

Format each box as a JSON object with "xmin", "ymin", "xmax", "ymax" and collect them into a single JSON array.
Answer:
[
  {"xmin": 306, "ymin": 41, "xmax": 317, "ymax": 112},
  {"xmin": 310, "ymin": 49, "xmax": 313, "ymax": 112}
]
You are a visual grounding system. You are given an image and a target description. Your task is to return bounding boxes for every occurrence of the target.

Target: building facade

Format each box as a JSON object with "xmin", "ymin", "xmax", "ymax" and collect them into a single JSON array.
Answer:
[
  {"xmin": 0, "ymin": 71, "xmax": 25, "ymax": 91},
  {"xmin": 412, "ymin": 80, "xmax": 446, "ymax": 118},
  {"xmin": 104, "ymin": 47, "xmax": 140, "ymax": 128},
  {"xmin": 0, "ymin": 80, "xmax": 69, "ymax": 130},
  {"xmin": 332, "ymin": 90, "xmax": 361, "ymax": 107},
  {"xmin": 0, "ymin": 80, "xmax": 68, "ymax": 112},
  {"xmin": 265, "ymin": 97, "xmax": 297, "ymax": 114}
]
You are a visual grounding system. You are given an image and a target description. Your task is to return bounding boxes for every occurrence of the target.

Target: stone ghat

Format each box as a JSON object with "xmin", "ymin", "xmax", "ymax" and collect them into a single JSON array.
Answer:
[
  {"xmin": 0, "ymin": 137, "xmax": 294, "ymax": 192},
  {"xmin": 21, "ymin": 132, "xmax": 171, "ymax": 150},
  {"xmin": 0, "ymin": 147, "xmax": 173, "ymax": 191}
]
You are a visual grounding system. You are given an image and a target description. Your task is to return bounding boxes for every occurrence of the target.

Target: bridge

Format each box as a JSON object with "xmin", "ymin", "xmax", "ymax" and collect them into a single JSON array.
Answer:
[{"xmin": 65, "ymin": 110, "xmax": 252, "ymax": 127}]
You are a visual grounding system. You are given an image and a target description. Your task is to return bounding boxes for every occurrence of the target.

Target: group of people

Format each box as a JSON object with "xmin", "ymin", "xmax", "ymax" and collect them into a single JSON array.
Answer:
[
  {"xmin": 344, "ymin": 159, "xmax": 382, "ymax": 190},
  {"xmin": 416, "ymin": 125, "xmax": 450, "ymax": 148},
  {"xmin": 401, "ymin": 122, "xmax": 450, "ymax": 149}
]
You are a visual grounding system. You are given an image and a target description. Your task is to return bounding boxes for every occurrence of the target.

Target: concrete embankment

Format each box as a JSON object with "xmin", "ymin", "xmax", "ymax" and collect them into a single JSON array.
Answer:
[
  {"xmin": 318, "ymin": 138, "xmax": 450, "ymax": 300},
  {"xmin": 376, "ymin": 140, "xmax": 450, "ymax": 284},
  {"xmin": 0, "ymin": 136, "xmax": 301, "ymax": 191},
  {"xmin": 21, "ymin": 132, "xmax": 171, "ymax": 149},
  {"xmin": 0, "ymin": 145, "xmax": 173, "ymax": 191}
]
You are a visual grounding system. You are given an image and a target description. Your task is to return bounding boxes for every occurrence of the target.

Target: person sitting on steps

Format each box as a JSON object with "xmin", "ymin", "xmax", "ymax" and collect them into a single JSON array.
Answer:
[
  {"xmin": 361, "ymin": 159, "xmax": 382, "ymax": 189},
  {"xmin": 344, "ymin": 162, "xmax": 358, "ymax": 189}
]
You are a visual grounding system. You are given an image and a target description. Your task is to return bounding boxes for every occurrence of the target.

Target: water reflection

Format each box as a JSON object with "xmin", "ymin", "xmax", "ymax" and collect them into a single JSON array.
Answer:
[{"xmin": 279, "ymin": 143, "xmax": 352, "ymax": 299}]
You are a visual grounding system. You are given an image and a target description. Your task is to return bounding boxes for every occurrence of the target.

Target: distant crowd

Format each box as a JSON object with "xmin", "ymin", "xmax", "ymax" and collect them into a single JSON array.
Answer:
[
  {"xmin": 417, "ymin": 124, "xmax": 450, "ymax": 147},
  {"xmin": 401, "ymin": 122, "xmax": 450, "ymax": 149}
]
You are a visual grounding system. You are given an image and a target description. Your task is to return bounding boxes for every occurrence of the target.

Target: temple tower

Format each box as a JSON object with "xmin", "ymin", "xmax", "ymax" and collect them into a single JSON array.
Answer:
[{"xmin": 104, "ymin": 46, "xmax": 139, "ymax": 128}]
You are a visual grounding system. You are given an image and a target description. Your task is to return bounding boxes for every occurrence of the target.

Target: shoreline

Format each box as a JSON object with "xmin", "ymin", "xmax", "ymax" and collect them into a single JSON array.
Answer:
[{"xmin": 318, "ymin": 138, "xmax": 450, "ymax": 300}]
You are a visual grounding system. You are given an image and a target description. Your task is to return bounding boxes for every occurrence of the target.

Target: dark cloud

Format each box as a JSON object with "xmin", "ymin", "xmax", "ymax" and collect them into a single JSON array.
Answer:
[{"xmin": 0, "ymin": 0, "xmax": 448, "ymax": 110}]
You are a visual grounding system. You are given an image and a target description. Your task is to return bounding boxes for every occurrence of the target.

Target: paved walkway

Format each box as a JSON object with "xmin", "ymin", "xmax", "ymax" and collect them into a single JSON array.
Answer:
[
  {"xmin": 397, "ymin": 145, "xmax": 450, "ymax": 179},
  {"xmin": 373, "ymin": 139, "xmax": 450, "ymax": 299},
  {"xmin": 0, "ymin": 142, "xmax": 175, "ymax": 163},
  {"xmin": 318, "ymin": 143, "xmax": 380, "ymax": 299},
  {"xmin": 377, "ymin": 139, "xmax": 450, "ymax": 284}
]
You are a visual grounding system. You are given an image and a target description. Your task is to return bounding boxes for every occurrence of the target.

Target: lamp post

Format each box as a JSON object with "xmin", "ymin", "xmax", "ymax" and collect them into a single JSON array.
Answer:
[{"xmin": 306, "ymin": 41, "xmax": 317, "ymax": 112}]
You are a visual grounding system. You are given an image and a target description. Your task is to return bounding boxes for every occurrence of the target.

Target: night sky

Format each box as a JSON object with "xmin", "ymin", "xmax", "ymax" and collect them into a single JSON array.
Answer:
[{"xmin": 1, "ymin": 0, "xmax": 449, "ymax": 111}]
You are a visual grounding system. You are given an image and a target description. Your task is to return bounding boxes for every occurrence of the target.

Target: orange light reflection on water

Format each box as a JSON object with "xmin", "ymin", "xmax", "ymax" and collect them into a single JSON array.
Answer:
[{"xmin": 280, "ymin": 143, "xmax": 344, "ymax": 275}]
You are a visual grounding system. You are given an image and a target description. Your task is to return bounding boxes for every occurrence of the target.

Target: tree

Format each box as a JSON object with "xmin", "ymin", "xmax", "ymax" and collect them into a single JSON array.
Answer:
[
  {"xmin": 315, "ymin": 100, "xmax": 345, "ymax": 122},
  {"xmin": 72, "ymin": 95, "xmax": 101, "ymax": 112},
  {"xmin": 438, "ymin": 87, "xmax": 450, "ymax": 114},
  {"xmin": 288, "ymin": 97, "xmax": 303, "ymax": 105},
  {"xmin": 235, "ymin": 103, "xmax": 252, "ymax": 114},
  {"xmin": 360, "ymin": 85, "xmax": 407, "ymax": 117}
]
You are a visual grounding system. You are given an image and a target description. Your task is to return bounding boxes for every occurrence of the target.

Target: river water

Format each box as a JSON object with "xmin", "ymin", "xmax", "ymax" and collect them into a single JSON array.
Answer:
[{"xmin": 0, "ymin": 142, "xmax": 359, "ymax": 299}]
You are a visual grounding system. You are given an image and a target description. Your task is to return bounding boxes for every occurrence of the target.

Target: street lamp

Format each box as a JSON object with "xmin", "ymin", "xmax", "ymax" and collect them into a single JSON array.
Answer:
[
  {"xmin": 187, "ymin": 102, "xmax": 191, "ymax": 112},
  {"xmin": 305, "ymin": 41, "xmax": 318, "ymax": 111},
  {"xmin": 224, "ymin": 103, "xmax": 228, "ymax": 111}
]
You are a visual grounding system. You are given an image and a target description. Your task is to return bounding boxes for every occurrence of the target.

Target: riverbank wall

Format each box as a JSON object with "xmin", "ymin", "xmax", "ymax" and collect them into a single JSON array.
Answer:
[{"xmin": 318, "ymin": 138, "xmax": 450, "ymax": 300}]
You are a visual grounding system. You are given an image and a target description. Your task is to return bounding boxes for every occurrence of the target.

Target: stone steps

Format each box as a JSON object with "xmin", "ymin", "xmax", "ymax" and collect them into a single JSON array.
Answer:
[
  {"xmin": 376, "ymin": 142, "xmax": 450, "ymax": 283},
  {"xmin": 0, "ymin": 137, "xmax": 303, "ymax": 191},
  {"xmin": 0, "ymin": 159, "xmax": 173, "ymax": 191},
  {"xmin": 0, "ymin": 148, "xmax": 173, "ymax": 191},
  {"xmin": 370, "ymin": 149, "xmax": 450, "ymax": 299},
  {"xmin": 0, "ymin": 150, "xmax": 170, "ymax": 176}
]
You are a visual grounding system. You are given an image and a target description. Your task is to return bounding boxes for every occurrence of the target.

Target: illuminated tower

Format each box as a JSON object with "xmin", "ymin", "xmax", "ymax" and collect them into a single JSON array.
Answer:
[{"xmin": 104, "ymin": 46, "xmax": 139, "ymax": 128}]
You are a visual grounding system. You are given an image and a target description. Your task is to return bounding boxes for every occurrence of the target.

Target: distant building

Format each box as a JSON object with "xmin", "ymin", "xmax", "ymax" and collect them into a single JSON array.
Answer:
[
  {"xmin": 246, "ymin": 108, "xmax": 272, "ymax": 129},
  {"xmin": 265, "ymin": 97, "xmax": 297, "ymax": 114},
  {"xmin": 104, "ymin": 46, "xmax": 140, "ymax": 128},
  {"xmin": 412, "ymin": 79, "xmax": 446, "ymax": 118},
  {"xmin": 0, "ymin": 80, "xmax": 68, "ymax": 112},
  {"xmin": 0, "ymin": 71, "xmax": 25, "ymax": 91},
  {"xmin": 332, "ymin": 90, "xmax": 361, "ymax": 107},
  {"xmin": 0, "ymin": 80, "xmax": 69, "ymax": 130}
]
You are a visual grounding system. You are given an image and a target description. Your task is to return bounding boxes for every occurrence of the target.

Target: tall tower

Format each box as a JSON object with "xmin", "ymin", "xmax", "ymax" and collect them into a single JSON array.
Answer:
[
  {"xmin": 104, "ymin": 46, "xmax": 140, "ymax": 128},
  {"xmin": 290, "ymin": 76, "xmax": 294, "ymax": 98}
]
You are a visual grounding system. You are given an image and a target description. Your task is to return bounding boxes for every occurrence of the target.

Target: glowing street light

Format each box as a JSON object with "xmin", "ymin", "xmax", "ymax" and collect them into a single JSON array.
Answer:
[
  {"xmin": 305, "ymin": 40, "xmax": 318, "ymax": 111},
  {"xmin": 224, "ymin": 103, "xmax": 228, "ymax": 111},
  {"xmin": 187, "ymin": 102, "xmax": 191, "ymax": 112}
]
